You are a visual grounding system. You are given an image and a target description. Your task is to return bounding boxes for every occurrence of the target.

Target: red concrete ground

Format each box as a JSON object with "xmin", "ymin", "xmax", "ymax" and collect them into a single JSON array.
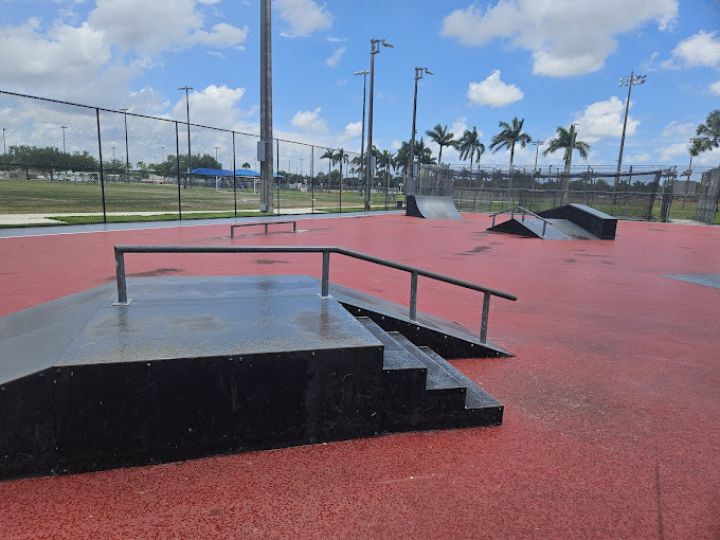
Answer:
[{"xmin": 0, "ymin": 213, "xmax": 719, "ymax": 539}]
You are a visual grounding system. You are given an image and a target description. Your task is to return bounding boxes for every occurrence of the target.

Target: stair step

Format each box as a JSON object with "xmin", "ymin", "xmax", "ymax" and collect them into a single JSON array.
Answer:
[
  {"xmin": 419, "ymin": 347, "xmax": 502, "ymax": 410},
  {"xmin": 390, "ymin": 333, "xmax": 466, "ymax": 393},
  {"xmin": 356, "ymin": 317, "xmax": 425, "ymax": 371}
]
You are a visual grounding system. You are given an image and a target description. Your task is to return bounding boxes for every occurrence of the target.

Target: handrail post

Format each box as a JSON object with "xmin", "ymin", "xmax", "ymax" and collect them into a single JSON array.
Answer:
[
  {"xmin": 542, "ymin": 221, "xmax": 547, "ymax": 237},
  {"xmin": 491, "ymin": 215, "xmax": 496, "ymax": 227},
  {"xmin": 321, "ymin": 250, "xmax": 330, "ymax": 297},
  {"xmin": 115, "ymin": 247, "xmax": 128, "ymax": 304},
  {"xmin": 480, "ymin": 292, "xmax": 490, "ymax": 343},
  {"xmin": 409, "ymin": 271, "xmax": 418, "ymax": 321}
]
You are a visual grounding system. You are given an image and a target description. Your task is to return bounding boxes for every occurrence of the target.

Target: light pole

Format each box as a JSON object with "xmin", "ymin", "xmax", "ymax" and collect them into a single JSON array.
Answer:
[
  {"xmin": 365, "ymin": 38, "xmax": 394, "ymax": 210},
  {"xmin": 214, "ymin": 145, "xmax": 220, "ymax": 164},
  {"xmin": 531, "ymin": 139, "xmax": 543, "ymax": 172},
  {"xmin": 354, "ymin": 69, "xmax": 369, "ymax": 192},
  {"xmin": 683, "ymin": 139, "xmax": 694, "ymax": 207},
  {"xmin": 409, "ymin": 66, "xmax": 432, "ymax": 183},
  {"xmin": 260, "ymin": 0, "xmax": 274, "ymax": 212},
  {"xmin": 178, "ymin": 86, "xmax": 193, "ymax": 173},
  {"xmin": 120, "ymin": 108, "xmax": 130, "ymax": 177},
  {"xmin": 160, "ymin": 145, "xmax": 166, "ymax": 164},
  {"xmin": 60, "ymin": 126, "xmax": 67, "ymax": 154},
  {"xmin": 2, "ymin": 127, "xmax": 5, "ymax": 154},
  {"xmin": 616, "ymin": 72, "xmax": 646, "ymax": 188}
]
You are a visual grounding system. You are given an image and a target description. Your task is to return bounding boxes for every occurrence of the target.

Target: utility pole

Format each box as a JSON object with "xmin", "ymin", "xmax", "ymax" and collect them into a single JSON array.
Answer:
[
  {"xmin": 60, "ymin": 126, "xmax": 67, "ymax": 154},
  {"xmin": 531, "ymin": 139, "xmax": 543, "ymax": 172},
  {"xmin": 616, "ymin": 71, "xmax": 646, "ymax": 190},
  {"xmin": 120, "ymin": 108, "xmax": 130, "ymax": 178},
  {"xmin": 408, "ymin": 66, "xmax": 433, "ymax": 185},
  {"xmin": 365, "ymin": 38, "xmax": 394, "ymax": 211},
  {"xmin": 259, "ymin": 0, "xmax": 274, "ymax": 213},
  {"xmin": 178, "ymin": 86, "xmax": 193, "ymax": 174},
  {"xmin": 354, "ymin": 70, "xmax": 369, "ymax": 193}
]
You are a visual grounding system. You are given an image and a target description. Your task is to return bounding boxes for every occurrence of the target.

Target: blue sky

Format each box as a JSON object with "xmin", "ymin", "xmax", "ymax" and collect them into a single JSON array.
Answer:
[{"xmin": 1, "ymin": 0, "xmax": 719, "ymax": 170}]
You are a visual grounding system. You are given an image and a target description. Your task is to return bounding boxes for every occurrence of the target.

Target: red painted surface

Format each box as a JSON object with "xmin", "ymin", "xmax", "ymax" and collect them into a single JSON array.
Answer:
[{"xmin": 1, "ymin": 214, "xmax": 719, "ymax": 539}]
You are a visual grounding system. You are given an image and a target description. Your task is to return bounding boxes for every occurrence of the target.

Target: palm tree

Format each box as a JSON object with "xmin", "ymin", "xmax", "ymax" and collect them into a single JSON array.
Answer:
[
  {"xmin": 544, "ymin": 125, "xmax": 590, "ymax": 203},
  {"xmin": 373, "ymin": 148, "xmax": 394, "ymax": 174},
  {"xmin": 489, "ymin": 117, "xmax": 532, "ymax": 172},
  {"xmin": 543, "ymin": 125, "xmax": 590, "ymax": 169},
  {"xmin": 320, "ymin": 148, "xmax": 334, "ymax": 176},
  {"xmin": 690, "ymin": 110, "xmax": 720, "ymax": 160},
  {"xmin": 241, "ymin": 162, "xmax": 252, "ymax": 169},
  {"xmin": 457, "ymin": 127, "xmax": 485, "ymax": 173},
  {"xmin": 425, "ymin": 124, "xmax": 456, "ymax": 164},
  {"xmin": 394, "ymin": 138, "xmax": 436, "ymax": 174}
]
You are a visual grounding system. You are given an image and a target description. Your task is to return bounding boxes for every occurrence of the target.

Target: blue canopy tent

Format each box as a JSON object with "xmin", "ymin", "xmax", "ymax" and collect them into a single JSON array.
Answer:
[{"xmin": 190, "ymin": 168, "xmax": 282, "ymax": 191}]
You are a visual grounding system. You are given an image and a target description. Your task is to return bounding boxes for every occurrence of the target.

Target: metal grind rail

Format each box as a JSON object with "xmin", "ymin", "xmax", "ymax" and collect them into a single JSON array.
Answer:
[
  {"xmin": 490, "ymin": 206, "xmax": 550, "ymax": 237},
  {"xmin": 114, "ymin": 245, "xmax": 517, "ymax": 343}
]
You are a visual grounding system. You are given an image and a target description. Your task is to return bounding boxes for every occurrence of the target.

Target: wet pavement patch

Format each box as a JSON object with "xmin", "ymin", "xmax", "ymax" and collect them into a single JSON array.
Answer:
[{"xmin": 665, "ymin": 273, "xmax": 720, "ymax": 289}]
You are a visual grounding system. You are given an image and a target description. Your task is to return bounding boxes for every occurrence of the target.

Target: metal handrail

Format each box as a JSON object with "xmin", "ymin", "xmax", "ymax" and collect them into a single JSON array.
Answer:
[
  {"xmin": 490, "ymin": 206, "xmax": 549, "ymax": 237},
  {"xmin": 113, "ymin": 245, "xmax": 517, "ymax": 343}
]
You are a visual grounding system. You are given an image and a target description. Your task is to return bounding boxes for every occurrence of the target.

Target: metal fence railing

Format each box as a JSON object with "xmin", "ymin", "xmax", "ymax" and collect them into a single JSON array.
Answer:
[{"xmin": 0, "ymin": 89, "xmax": 405, "ymax": 227}]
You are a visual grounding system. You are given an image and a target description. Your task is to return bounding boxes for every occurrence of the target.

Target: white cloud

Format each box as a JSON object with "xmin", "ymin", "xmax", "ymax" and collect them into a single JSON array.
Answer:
[
  {"xmin": 327, "ymin": 36, "xmax": 346, "ymax": 43},
  {"xmin": 665, "ymin": 31, "xmax": 720, "ymax": 69},
  {"xmin": 341, "ymin": 121, "xmax": 362, "ymax": 141},
  {"xmin": 276, "ymin": 0, "xmax": 332, "ymax": 37},
  {"xmin": 291, "ymin": 107, "xmax": 327, "ymax": 133},
  {"xmin": 710, "ymin": 80, "xmax": 720, "ymax": 96},
  {"xmin": 661, "ymin": 120, "xmax": 694, "ymax": 138},
  {"xmin": 625, "ymin": 152, "xmax": 652, "ymax": 163},
  {"xmin": 573, "ymin": 96, "xmax": 639, "ymax": 143},
  {"xmin": 88, "ymin": 0, "xmax": 248, "ymax": 54},
  {"xmin": 658, "ymin": 141, "xmax": 689, "ymax": 162},
  {"xmin": 441, "ymin": 0, "xmax": 678, "ymax": 77},
  {"xmin": 451, "ymin": 117, "xmax": 469, "ymax": 137},
  {"xmin": 467, "ymin": 70, "xmax": 523, "ymax": 107},
  {"xmin": 325, "ymin": 46, "xmax": 346, "ymax": 67},
  {"xmin": 172, "ymin": 85, "xmax": 247, "ymax": 128}
]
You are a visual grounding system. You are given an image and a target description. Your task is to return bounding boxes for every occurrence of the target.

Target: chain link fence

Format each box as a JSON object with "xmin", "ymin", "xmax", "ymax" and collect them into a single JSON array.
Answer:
[
  {"xmin": 0, "ymin": 90, "xmax": 401, "ymax": 227},
  {"xmin": 418, "ymin": 163, "xmax": 718, "ymax": 223}
]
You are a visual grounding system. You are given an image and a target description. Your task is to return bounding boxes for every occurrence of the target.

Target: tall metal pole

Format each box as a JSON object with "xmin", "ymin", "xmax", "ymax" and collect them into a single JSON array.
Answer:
[
  {"xmin": 616, "ymin": 72, "xmax": 646, "ymax": 190},
  {"xmin": 531, "ymin": 139, "xmax": 543, "ymax": 172},
  {"xmin": 120, "ymin": 108, "xmax": 130, "ymax": 177},
  {"xmin": 354, "ymin": 70, "xmax": 368, "ymax": 193},
  {"xmin": 178, "ymin": 86, "xmax": 193, "ymax": 174},
  {"xmin": 2, "ymin": 128, "xmax": 6, "ymax": 154},
  {"xmin": 60, "ymin": 126, "xmax": 67, "ymax": 153},
  {"xmin": 260, "ymin": 0, "xmax": 274, "ymax": 213},
  {"xmin": 408, "ymin": 67, "xmax": 432, "ymax": 181},
  {"xmin": 365, "ymin": 38, "xmax": 393, "ymax": 211}
]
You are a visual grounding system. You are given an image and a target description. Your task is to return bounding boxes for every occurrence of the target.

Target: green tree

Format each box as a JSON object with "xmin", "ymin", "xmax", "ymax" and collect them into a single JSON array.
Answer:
[
  {"xmin": 425, "ymin": 124, "xmax": 456, "ymax": 164},
  {"xmin": 373, "ymin": 148, "xmax": 394, "ymax": 174},
  {"xmin": 543, "ymin": 126, "xmax": 590, "ymax": 168},
  {"xmin": 394, "ymin": 138, "xmax": 435, "ymax": 173},
  {"xmin": 690, "ymin": 110, "xmax": 720, "ymax": 161},
  {"xmin": 241, "ymin": 162, "xmax": 252, "ymax": 169},
  {"xmin": 489, "ymin": 117, "xmax": 532, "ymax": 172},
  {"xmin": 457, "ymin": 128, "xmax": 485, "ymax": 173},
  {"xmin": 320, "ymin": 148, "xmax": 335, "ymax": 176}
]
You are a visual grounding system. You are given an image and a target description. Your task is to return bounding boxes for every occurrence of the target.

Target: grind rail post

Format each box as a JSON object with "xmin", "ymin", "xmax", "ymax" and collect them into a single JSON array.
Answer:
[{"xmin": 114, "ymin": 245, "xmax": 517, "ymax": 343}]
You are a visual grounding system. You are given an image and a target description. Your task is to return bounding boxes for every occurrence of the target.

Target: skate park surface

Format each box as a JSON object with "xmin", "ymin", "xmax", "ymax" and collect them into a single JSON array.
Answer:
[{"xmin": 0, "ymin": 212, "xmax": 718, "ymax": 539}]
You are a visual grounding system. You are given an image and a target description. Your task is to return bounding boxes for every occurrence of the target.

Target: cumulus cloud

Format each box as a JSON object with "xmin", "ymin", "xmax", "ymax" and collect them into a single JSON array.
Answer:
[
  {"xmin": 325, "ymin": 46, "xmax": 346, "ymax": 67},
  {"xmin": 172, "ymin": 85, "xmax": 247, "ymax": 128},
  {"xmin": 664, "ymin": 31, "xmax": 720, "ymax": 69},
  {"xmin": 441, "ymin": 0, "xmax": 678, "ymax": 77},
  {"xmin": 291, "ymin": 107, "xmax": 328, "ymax": 133},
  {"xmin": 658, "ymin": 141, "xmax": 689, "ymax": 162},
  {"xmin": 661, "ymin": 120, "xmax": 694, "ymax": 138},
  {"xmin": 88, "ymin": 0, "xmax": 248, "ymax": 54},
  {"xmin": 276, "ymin": 0, "xmax": 332, "ymax": 37},
  {"xmin": 340, "ymin": 121, "xmax": 362, "ymax": 141},
  {"xmin": 625, "ymin": 152, "xmax": 652, "ymax": 163},
  {"xmin": 573, "ymin": 96, "xmax": 639, "ymax": 143},
  {"xmin": 711, "ymin": 80, "xmax": 720, "ymax": 96},
  {"xmin": 467, "ymin": 70, "xmax": 523, "ymax": 107}
]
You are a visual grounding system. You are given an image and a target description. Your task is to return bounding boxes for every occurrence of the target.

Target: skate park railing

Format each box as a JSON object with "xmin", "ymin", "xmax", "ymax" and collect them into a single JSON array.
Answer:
[
  {"xmin": 490, "ymin": 206, "xmax": 549, "ymax": 237},
  {"xmin": 113, "ymin": 245, "xmax": 517, "ymax": 343}
]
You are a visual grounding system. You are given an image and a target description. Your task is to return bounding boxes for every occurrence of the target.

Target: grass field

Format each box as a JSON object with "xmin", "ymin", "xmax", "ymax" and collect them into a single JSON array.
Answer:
[
  {"xmin": 2, "ymin": 178, "xmax": 717, "ymax": 226},
  {"xmin": 0, "ymin": 179, "xmax": 401, "ymax": 224}
]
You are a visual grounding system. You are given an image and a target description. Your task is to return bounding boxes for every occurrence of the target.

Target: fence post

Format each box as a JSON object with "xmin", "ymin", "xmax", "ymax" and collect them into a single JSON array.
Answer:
[
  {"xmin": 311, "ymin": 145, "xmax": 315, "ymax": 214},
  {"xmin": 175, "ymin": 121, "xmax": 182, "ymax": 220},
  {"xmin": 232, "ymin": 132, "xmax": 237, "ymax": 218},
  {"xmin": 96, "ymin": 108, "xmax": 107, "ymax": 224},
  {"xmin": 114, "ymin": 247, "xmax": 128, "ymax": 304}
]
